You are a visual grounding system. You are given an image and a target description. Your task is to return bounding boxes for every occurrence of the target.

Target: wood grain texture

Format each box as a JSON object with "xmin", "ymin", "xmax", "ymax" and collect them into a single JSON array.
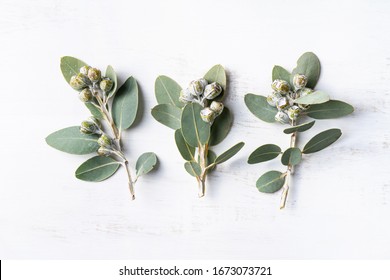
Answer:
[{"xmin": 1, "ymin": 0, "xmax": 390, "ymax": 259}]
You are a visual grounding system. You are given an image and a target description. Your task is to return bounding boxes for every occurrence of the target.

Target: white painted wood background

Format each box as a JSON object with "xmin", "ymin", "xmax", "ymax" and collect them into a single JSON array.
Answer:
[{"xmin": 1, "ymin": 0, "xmax": 389, "ymax": 259}]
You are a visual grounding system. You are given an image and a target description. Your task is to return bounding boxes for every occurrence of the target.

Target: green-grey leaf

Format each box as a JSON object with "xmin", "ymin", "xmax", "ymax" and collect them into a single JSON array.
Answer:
[
  {"xmin": 112, "ymin": 76, "xmax": 139, "ymax": 130},
  {"xmin": 204, "ymin": 64, "xmax": 226, "ymax": 90},
  {"xmin": 272, "ymin": 65, "xmax": 292, "ymax": 87},
  {"xmin": 60, "ymin": 56, "xmax": 87, "ymax": 84},
  {"xmin": 75, "ymin": 156, "xmax": 120, "ymax": 182},
  {"xmin": 295, "ymin": 90, "xmax": 329, "ymax": 105},
  {"xmin": 46, "ymin": 126, "xmax": 99, "ymax": 155},
  {"xmin": 256, "ymin": 171, "xmax": 286, "ymax": 193},
  {"xmin": 85, "ymin": 102, "xmax": 103, "ymax": 120},
  {"xmin": 214, "ymin": 142, "xmax": 245, "ymax": 165},
  {"xmin": 155, "ymin": 75, "xmax": 183, "ymax": 108},
  {"xmin": 136, "ymin": 152, "xmax": 158, "ymax": 177},
  {"xmin": 305, "ymin": 100, "xmax": 354, "ymax": 119},
  {"xmin": 105, "ymin": 65, "xmax": 118, "ymax": 99},
  {"xmin": 248, "ymin": 144, "xmax": 281, "ymax": 164},
  {"xmin": 303, "ymin": 128, "xmax": 342, "ymax": 154},
  {"xmin": 245, "ymin": 94, "xmax": 277, "ymax": 123},
  {"xmin": 283, "ymin": 120, "xmax": 315, "ymax": 134},
  {"xmin": 181, "ymin": 103, "xmax": 211, "ymax": 147},
  {"xmin": 184, "ymin": 161, "xmax": 202, "ymax": 177},
  {"xmin": 281, "ymin": 147, "xmax": 302, "ymax": 166},
  {"xmin": 151, "ymin": 104, "xmax": 182, "ymax": 130},
  {"xmin": 291, "ymin": 52, "xmax": 321, "ymax": 89},
  {"xmin": 175, "ymin": 129, "xmax": 195, "ymax": 161},
  {"xmin": 209, "ymin": 107, "xmax": 232, "ymax": 146}
]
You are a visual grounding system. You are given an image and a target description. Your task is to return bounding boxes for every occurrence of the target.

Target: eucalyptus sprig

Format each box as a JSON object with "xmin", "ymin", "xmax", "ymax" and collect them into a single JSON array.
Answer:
[
  {"xmin": 245, "ymin": 52, "xmax": 354, "ymax": 209},
  {"xmin": 152, "ymin": 65, "xmax": 244, "ymax": 197},
  {"xmin": 46, "ymin": 56, "xmax": 157, "ymax": 200}
]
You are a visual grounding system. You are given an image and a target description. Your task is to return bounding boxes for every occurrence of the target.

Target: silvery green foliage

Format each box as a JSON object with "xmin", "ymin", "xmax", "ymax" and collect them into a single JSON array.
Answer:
[
  {"xmin": 46, "ymin": 56, "xmax": 157, "ymax": 200},
  {"xmin": 245, "ymin": 52, "xmax": 354, "ymax": 209},
  {"xmin": 152, "ymin": 65, "xmax": 244, "ymax": 197}
]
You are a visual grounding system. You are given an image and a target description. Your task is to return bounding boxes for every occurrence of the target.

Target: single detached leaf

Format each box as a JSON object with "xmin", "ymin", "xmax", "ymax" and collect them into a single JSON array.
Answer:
[
  {"xmin": 85, "ymin": 102, "xmax": 104, "ymax": 120},
  {"xmin": 112, "ymin": 76, "xmax": 139, "ymax": 130},
  {"xmin": 209, "ymin": 107, "xmax": 232, "ymax": 146},
  {"xmin": 105, "ymin": 65, "xmax": 118, "ymax": 99},
  {"xmin": 151, "ymin": 104, "xmax": 182, "ymax": 130},
  {"xmin": 305, "ymin": 100, "xmax": 354, "ymax": 119},
  {"xmin": 46, "ymin": 126, "xmax": 99, "ymax": 155},
  {"xmin": 281, "ymin": 147, "xmax": 302, "ymax": 166},
  {"xmin": 256, "ymin": 171, "xmax": 286, "ymax": 193},
  {"xmin": 245, "ymin": 94, "xmax": 277, "ymax": 123},
  {"xmin": 175, "ymin": 129, "xmax": 195, "ymax": 161},
  {"xmin": 283, "ymin": 120, "xmax": 315, "ymax": 134},
  {"xmin": 291, "ymin": 52, "xmax": 321, "ymax": 89},
  {"xmin": 136, "ymin": 152, "xmax": 158, "ymax": 177},
  {"xmin": 204, "ymin": 64, "xmax": 226, "ymax": 91},
  {"xmin": 181, "ymin": 103, "xmax": 211, "ymax": 147},
  {"xmin": 75, "ymin": 156, "xmax": 120, "ymax": 182},
  {"xmin": 60, "ymin": 56, "xmax": 87, "ymax": 84},
  {"xmin": 295, "ymin": 90, "xmax": 329, "ymax": 105},
  {"xmin": 184, "ymin": 161, "xmax": 202, "ymax": 177},
  {"xmin": 248, "ymin": 144, "xmax": 281, "ymax": 164},
  {"xmin": 303, "ymin": 128, "xmax": 342, "ymax": 154},
  {"xmin": 272, "ymin": 65, "xmax": 292, "ymax": 87},
  {"xmin": 155, "ymin": 75, "xmax": 183, "ymax": 108},
  {"xmin": 214, "ymin": 142, "xmax": 245, "ymax": 165}
]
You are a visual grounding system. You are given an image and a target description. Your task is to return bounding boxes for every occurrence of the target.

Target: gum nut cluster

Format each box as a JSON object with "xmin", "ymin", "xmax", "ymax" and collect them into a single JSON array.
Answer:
[
  {"xmin": 179, "ymin": 78, "xmax": 224, "ymax": 123},
  {"xmin": 267, "ymin": 74, "xmax": 313, "ymax": 124},
  {"xmin": 69, "ymin": 65, "xmax": 114, "ymax": 102},
  {"xmin": 96, "ymin": 134, "xmax": 114, "ymax": 157}
]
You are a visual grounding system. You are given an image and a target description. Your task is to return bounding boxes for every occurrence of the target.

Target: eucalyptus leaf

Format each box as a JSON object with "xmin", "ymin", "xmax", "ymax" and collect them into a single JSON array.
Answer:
[
  {"xmin": 206, "ymin": 150, "xmax": 217, "ymax": 172},
  {"xmin": 184, "ymin": 161, "xmax": 202, "ymax": 177},
  {"xmin": 46, "ymin": 126, "xmax": 99, "ymax": 155},
  {"xmin": 256, "ymin": 171, "xmax": 286, "ymax": 193},
  {"xmin": 181, "ymin": 103, "xmax": 211, "ymax": 147},
  {"xmin": 85, "ymin": 102, "xmax": 103, "ymax": 120},
  {"xmin": 295, "ymin": 90, "xmax": 329, "ymax": 105},
  {"xmin": 281, "ymin": 148, "xmax": 302, "ymax": 166},
  {"xmin": 136, "ymin": 152, "xmax": 158, "ymax": 177},
  {"xmin": 60, "ymin": 56, "xmax": 87, "ymax": 84},
  {"xmin": 175, "ymin": 129, "xmax": 195, "ymax": 161},
  {"xmin": 291, "ymin": 52, "xmax": 321, "ymax": 89},
  {"xmin": 305, "ymin": 100, "xmax": 354, "ymax": 119},
  {"xmin": 105, "ymin": 65, "xmax": 118, "ymax": 99},
  {"xmin": 209, "ymin": 107, "xmax": 232, "ymax": 146},
  {"xmin": 155, "ymin": 75, "xmax": 183, "ymax": 108},
  {"xmin": 112, "ymin": 76, "xmax": 139, "ymax": 130},
  {"xmin": 75, "ymin": 156, "xmax": 120, "ymax": 182},
  {"xmin": 303, "ymin": 128, "xmax": 342, "ymax": 154},
  {"xmin": 272, "ymin": 65, "xmax": 292, "ymax": 87},
  {"xmin": 283, "ymin": 120, "xmax": 315, "ymax": 134},
  {"xmin": 204, "ymin": 64, "xmax": 226, "ymax": 90},
  {"xmin": 245, "ymin": 94, "xmax": 277, "ymax": 123},
  {"xmin": 151, "ymin": 104, "xmax": 182, "ymax": 130},
  {"xmin": 248, "ymin": 144, "xmax": 281, "ymax": 164},
  {"xmin": 214, "ymin": 142, "xmax": 245, "ymax": 165}
]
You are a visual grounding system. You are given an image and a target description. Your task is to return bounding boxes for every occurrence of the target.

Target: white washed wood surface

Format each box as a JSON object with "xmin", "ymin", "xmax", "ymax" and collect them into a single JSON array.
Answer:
[{"xmin": 0, "ymin": 0, "xmax": 389, "ymax": 259}]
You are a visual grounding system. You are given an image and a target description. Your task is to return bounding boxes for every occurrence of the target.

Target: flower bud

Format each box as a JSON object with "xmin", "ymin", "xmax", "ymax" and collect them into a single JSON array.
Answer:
[
  {"xmin": 266, "ymin": 92, "xmax": 282, "ymax": 107},
  {"xmin": 100, "ymin": 78, "xmax": 113, "ymax": 92},
  {"xmin": 275, "ymin": 111, "xmax": 289, "ymax": 124},
  {"xmin": 276, "ymin": 96, "xmax": 292, "ymax": 110},
  {"xmin": 271, "ymin": 79, "xmax": 290, "ymax": 95},
  {"xmin": 200, "ymin": 107, "xmax": 216, "ymax": 123},
  {"xmin": 97, "ymin": 147, "xmax": 112, "ymax": 157},
  {"xmin": 188, "ymin": 79, "xmax": 205, "ymax": 97},
  {"xmin": 87, "ymin": 67, "xmax": 101, "ymax": 83},
  {"xmin": 79, "ymin": 88, "xmax": 93, "ymax": 102},
  {"xmin": 70, "ymin": 73, "xmax": 90, "ymax": 90},
  {"xmin": 80, "ymin": 66, "xmax": 91, "ymax": 75},
  {"xmin": 293, "ymin": 74, "xmax": 308, "ymax": 89},
  {"xmin": 179, "ymin": 88, "xmax": 194, "ymax": 104},
  {"xmin": 210, "ymin": 101, "xmax": 224, "ymax": 116},
  {"xmin": 203, "ymin": 82, "xmax": 222, "ymax": 100},
  {"xmin": 97, "ymin": 134, "xmax": 113, "ymax": 148},
  {"xmin": 287, "ymin": 105, "xmax": 300, "ymax": 121},
  {"xmin": 80, "ymin": 120, "xmax": 101, "ymax": 135},
  {"xmin": 296, "ymin": 88, "xmax": 313, "ymax": 98}
]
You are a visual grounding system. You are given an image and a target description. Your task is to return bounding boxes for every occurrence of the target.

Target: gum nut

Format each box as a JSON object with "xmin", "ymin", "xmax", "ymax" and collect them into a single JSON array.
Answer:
[
  {"xmin": 199, "ymin": 78, "xmax": 208, "ymax": 88},
  {"xmin": 266, "ymin": 92, "xmax": 282, "ymax": 107},
  {"xmin": 200, "ymin": 107, "xmax": 216, "ymax": 123},
  {"xmin": 293, "ymin": 74, "xmax": 308, "ymax": 89},
  {"xmin": 79, "ymin": 88, "xmax": 93, "ymax": 102},
  {"xmin": 100, "ymin": 78, "xmax": 113, "ymax": 92},
  {"xmin": 297, "ymin": 88, "xmax": 313, "ymax": 98},
  {"xmin": 87, "ymin": 116, "xmax": 102, "ymax": 129},
  {"xmin": 98, "ymin": 134, "xmax": 112, "ymax": 148},
  {"xmin": 275, "ymin": 111, "xmax": 289, "ymax": 124},
  {"xmin": 179, "ymin": 88, "xmax": 194, "ymax": 103},
  {"xmin": 271, "ymin": 79, "xmax": 290, "ymax": 95},
  {"xmin": 210, "ymin": 101, "xmax": 224, "ymax": 115},
  {"xmin": 97, "ymin": 147, "xmax": 111, "ymax": 157},
  {"xmin": 70, "ymin": 74, "xmax": 89, "ymax": 90},
  {"xmin": 80, "ymin": 121, "xmax": 97, "ymax": 134},
  {"xmin": 288, "ymin": 105, "xmax": 300, "ymax": 120},
  {"xmin": 80, "ymin": 65, "xmax": 91, "ymax": 75},
  {"xmin": 203, "ymin": 82, "xmax": 222, "ymax": 100},
  {"xmin": 276, "ymin": 97, "xmax": 290, "ymax": 110},
  {"xmin": 188, "ymin": 79, "xmax": 205, "ymax": 96},
  {"xmin": 87, "ymin": 67, "xmax": 102, "ymax": 83}
]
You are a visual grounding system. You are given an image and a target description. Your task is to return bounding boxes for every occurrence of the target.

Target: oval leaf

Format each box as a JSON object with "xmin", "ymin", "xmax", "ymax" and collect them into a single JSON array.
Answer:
[
  {"xmin": 281, "ymin": 147, "xmax": 302, "ymax": 166},
  {"xmin": 136, "ymin": 152, "xmax": 158, "ymax": 177},
  {"xmin": 209, "ymin": 107, "xmax": 232, "ymax": 146},
  {"xmin": 291, "ymin": 52, "xmax": 321, "ymax": 89},
  {"xmin": 303, "ymin": 128, "xmax": 342, "ymax": 154},
  {"xmin": 105, "ymin": 65, "xmax": 118, "ymax": 99},
  {"xmin": 184, "ymin": 161, "xmax": 202, "ymax": 177},
  {"xmin": 112, "ymin": 76, "xmax": 139, "ymax": 130},
  {"xmin": 75, "ymin": 156, "xmax": 120, "ymax": 182},
  {"xmin": 295, "ymin": 90, "xmax": 329, "ymax": 105},
  {"xmin": 46, "ymin": 126, "xmax": 99, "ymax": 155},
  {"xmin": 272, "ymin": 65, "xmax": 292, "ymax": 87},
  {"xmin": 248, "ymin": 144, "xmax": 281, "ymax": 164},
  {"xmin": 155, "ymin": 75, "xmax": 183, "ymax": 108},
  {"xmin": 175, "ymin": 129, "xmax": 195, "ymax": 161},
  {"xmin": 204, "ymin": 64, "xmax": 226, "ymax": 90},
  {"xmin": 256, "ymin": 171, "xmax": 286, "ymax": 193},
  {"xmin": 305, "ymin": 100, "xmax": 354, "ymax": 119},
  {"xmin": 60, "ymin": 56, "xmax": 87, "ymax": 84},
  {"xmin": 245, "ymin": 94, "xmax": 277, "ymax": 123},
  {"xmin": 85, "ymin": 102, "xmax": 103, "ymax": 120},
  {"xmin": 214, "ymin": 142, "xmax": 245, "ymax": 165},
  {"xmin": 181, "ymin": 103, "xmax": 211, "ymax": 147},
  {"xmin": 151, "ymin": 104, "xmax": 182, "ymax": 130},
  {"xmin": 283, "ymin": 120, "xmax": 315, "ymax": 134}
]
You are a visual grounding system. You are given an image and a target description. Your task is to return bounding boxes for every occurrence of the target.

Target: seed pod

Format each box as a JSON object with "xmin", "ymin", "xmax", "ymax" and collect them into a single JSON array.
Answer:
[
  {"xmin": 275, "ymin": 111, "xmax": 289, "ymax": 124},
  {"xmin": 293, "ymin": 74, "xmax": 308, "ymax": 89},
  {"xmin": 271, "ymin": 79, "xmax": 290, "ymax": 95},
  {"xmin": 287, "ymin": 105, "xmax": 300, "ymax": 121},
  {"xmin": 97, "ymin": 147, "xmax": 112, "ymax": 157},
  {"xmin": 210, "ymin": 101, "xmax": 224, "ymax": 116},
  {"xmin": 203, "ymin": 82, "xmax": 222, "ymax": 100},
  {"xmin": 188, "ymin": 79, "xmax": 206, "ymax": 97},
  {"xmin": 87, "ymin": 67, "xmax": 101, "ymax": 83},
  {"xmin": 79, "ymin": 88, "xmax": 93, "ymax": 102},
  {"xmin": 200, "ymin": 107, "xmax": 216, "ymax": 123},
  {"xmin": 97, "ymin": 134, "xmax": 113, "ymax": 148},
  {"xmin": 80, "ymin": 66, "xmax": 91, "ymax": 75},
  {"xmin": 266, "ymin": 92, "xmax": 282, "ymax": 107},
  {"xmin": 100, "ymin": 78, "xmax": 113, "ymax": 92},
  {"xmin": 276, "ymin": 96, "xmax": 292, "ymax": 110},
  {"xmin": 80, "ymin": 120, "xmax": 100, "ymax": 135},
  {"xmin": 179, "ymin": 88, "xmax": 194, "ymax": 104},
  {"xmin": 70, "ymin": 73, "xmax": 90, "ymax": 90}
]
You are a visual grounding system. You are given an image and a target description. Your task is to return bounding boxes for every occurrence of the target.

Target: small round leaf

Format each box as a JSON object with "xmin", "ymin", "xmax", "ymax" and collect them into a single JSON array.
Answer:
[
  {"xmin": 281, "ymin": 148, "xmax": 302, "ymax": 166},
  {"xmin": 248, "ymin": 144, "xmax": 281, "ymax": 164},
  {"xmin": 256, "ymin": 171, "xmax": 286, "ymax": 193}
]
